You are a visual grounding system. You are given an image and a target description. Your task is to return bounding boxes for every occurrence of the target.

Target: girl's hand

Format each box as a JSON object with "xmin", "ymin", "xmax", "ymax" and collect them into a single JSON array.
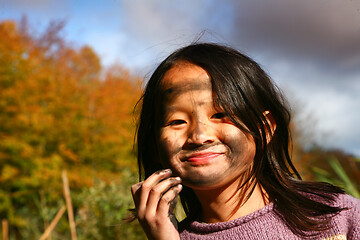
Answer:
[{"xmin": 131, "ymin": 169, "xmax": 182, "ymax": 240}]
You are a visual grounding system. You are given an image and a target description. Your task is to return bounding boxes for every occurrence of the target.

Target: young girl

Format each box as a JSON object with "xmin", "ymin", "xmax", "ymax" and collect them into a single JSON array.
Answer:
[{"xmin": 131, "ymin": 43, "xmax": 360, "ymax": 239}]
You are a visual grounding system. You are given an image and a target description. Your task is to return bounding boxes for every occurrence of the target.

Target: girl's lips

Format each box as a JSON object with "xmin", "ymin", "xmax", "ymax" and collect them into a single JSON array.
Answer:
[{"xmin": 185, "ymin": 152, "xmax": 223, "ymax": 165}]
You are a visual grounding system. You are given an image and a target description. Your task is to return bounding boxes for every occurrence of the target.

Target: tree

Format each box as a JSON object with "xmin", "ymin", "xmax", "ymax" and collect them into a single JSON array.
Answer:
[{"xmin": 0, "ymin": 18, "xmax": 142, "ymax": 239}]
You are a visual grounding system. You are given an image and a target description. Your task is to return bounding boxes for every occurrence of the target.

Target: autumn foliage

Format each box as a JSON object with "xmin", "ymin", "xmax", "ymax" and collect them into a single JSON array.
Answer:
[{"xmin": 0, "ymin": 19, "xmax": 142, "ymax": 238}]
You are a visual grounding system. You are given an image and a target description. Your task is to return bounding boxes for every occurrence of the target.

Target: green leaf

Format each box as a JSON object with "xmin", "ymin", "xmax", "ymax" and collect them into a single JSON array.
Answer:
[{"xmin": 328, "ymin": 158, "xmax": 360, "ymax": 198}]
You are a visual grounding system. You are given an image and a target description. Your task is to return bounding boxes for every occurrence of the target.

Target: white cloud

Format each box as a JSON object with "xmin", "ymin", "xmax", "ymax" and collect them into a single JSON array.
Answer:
[{"xmin": 269, "ymin": 59, "xmax": 360, "ymax": 156}]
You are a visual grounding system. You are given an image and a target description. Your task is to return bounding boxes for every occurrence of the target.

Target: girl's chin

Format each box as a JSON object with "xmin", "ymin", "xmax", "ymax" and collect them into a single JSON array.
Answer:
[{"xmin": 181, "ymin": 175, "xmax": 227, "ymax": 189}]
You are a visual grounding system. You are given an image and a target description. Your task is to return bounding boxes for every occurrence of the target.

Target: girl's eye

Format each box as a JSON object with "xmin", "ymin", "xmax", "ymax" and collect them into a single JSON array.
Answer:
[
  {"xmin": 167, "ymin": 120, "xmax": 186, "ymax": 126},
  {"xmin": 211, "ymin": 112, "xmax": 227, "ymax": 119}
]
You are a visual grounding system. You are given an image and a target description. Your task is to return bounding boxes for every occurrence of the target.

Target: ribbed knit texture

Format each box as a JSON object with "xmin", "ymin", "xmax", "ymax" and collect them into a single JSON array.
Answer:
[{"xmin": 179, "ymin": 194, "xmax": 360, "ymax": 239}]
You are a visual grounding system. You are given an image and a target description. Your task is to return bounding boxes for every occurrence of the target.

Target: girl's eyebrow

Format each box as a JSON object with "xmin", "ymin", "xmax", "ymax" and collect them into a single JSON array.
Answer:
[
  {"xmin": 163, "ymin": 99, "xmax": 209, "ymax": 113},
  {"xmin": 163, "ymin": 106, "xmax": 184, "ymax": 114}
]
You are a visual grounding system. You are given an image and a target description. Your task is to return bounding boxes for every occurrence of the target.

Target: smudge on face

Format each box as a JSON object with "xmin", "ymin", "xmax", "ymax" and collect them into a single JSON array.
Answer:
[{"xmin": 156, "ymin": 62, "xmax": 256, "ymax": 190}]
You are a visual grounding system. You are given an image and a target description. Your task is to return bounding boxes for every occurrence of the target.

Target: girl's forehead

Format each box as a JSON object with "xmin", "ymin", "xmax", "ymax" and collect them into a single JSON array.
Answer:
[
  {"xmin": 161, "ymin": 62, "xmax": 210, "ymax": 85},
  {"xmin": 160, "ymin": 62, "xmax": 212, "ymax": 99}
]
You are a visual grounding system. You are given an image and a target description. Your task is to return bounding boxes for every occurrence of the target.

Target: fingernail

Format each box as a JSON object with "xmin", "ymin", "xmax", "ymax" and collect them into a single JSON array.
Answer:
[
  {"xmin": 155, "ymin": 169, "xmax": 172, "ymax": 175},
  {"xmin": 170, "ymin": 177, "xmax": 181, "ymax": 184},
  {"xmin": 172, "ymin": 184, "xmax": 182, "ymax": 195}
]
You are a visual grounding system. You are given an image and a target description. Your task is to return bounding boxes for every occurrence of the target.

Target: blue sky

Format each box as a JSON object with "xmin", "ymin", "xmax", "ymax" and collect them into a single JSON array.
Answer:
[{"xmin": 1, "ymin": 0, "xmax": 360, "ymax": 157}]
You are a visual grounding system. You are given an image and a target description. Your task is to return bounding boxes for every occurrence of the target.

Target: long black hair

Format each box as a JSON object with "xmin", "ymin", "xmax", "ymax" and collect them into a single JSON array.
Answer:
[{"xmin": 136, "ymin": 43, "xmax": 345, "ymax": 236}]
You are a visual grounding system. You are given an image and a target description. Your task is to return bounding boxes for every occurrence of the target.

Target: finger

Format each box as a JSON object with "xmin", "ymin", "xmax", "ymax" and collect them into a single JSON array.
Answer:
[
  {"xmin": 138, "ymin": 169, "xmax": 173, "ymax": 217},
  {"xmin": 131, "ymin": 182, "xmax": 143, "ymax": 208},
  {"xmin": 157, "ymin": 184, "xmax": 183, "ymax": 218},
  {"xmin": 145, "ymin": 177, "xmax": 182, "ymax": 218}
]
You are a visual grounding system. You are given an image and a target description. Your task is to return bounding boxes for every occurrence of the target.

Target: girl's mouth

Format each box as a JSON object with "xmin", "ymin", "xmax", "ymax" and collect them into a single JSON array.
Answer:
[{"xmin": 185, "ymin": 152, "xmax": 223, "ymax": 165}]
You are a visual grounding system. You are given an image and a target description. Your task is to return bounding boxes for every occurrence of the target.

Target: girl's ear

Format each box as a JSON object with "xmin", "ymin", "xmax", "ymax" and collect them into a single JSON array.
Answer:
[{"xmin": 263, "ymin": 111, "xmax": 277, "ymax": 144}]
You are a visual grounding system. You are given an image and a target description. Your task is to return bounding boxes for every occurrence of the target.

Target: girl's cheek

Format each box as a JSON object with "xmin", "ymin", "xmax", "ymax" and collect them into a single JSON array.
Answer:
[{"xmin": 158, "ymin": 135, "xmax": 182, "ymax": 163}]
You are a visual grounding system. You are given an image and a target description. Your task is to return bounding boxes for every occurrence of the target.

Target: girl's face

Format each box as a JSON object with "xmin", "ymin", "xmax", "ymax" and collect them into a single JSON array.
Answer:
[{"xmin": 157, "ymin": 62, "xmax": 256, "ymax": 189}]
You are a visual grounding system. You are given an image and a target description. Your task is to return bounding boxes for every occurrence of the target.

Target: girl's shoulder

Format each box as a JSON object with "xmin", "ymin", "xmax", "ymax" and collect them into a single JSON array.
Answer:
[
  {"xmin": 330, "ymin": 194, "xmax": 360, "ymax": 239},
  {"xmin": 334, "ymin": 193, "xmax": 360, "ymax": 209}
]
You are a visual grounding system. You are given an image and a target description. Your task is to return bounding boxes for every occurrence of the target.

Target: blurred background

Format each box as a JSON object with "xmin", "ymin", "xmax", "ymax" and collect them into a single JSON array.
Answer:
[{"xmin": 0, "ymin": 0, "xmax": 359, "ymax": 239}]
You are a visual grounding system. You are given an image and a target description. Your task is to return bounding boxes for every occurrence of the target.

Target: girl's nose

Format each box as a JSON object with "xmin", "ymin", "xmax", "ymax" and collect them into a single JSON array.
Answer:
[{"xmin": 185, "ymin": 120, "xmax": 215, "ymax": 146}]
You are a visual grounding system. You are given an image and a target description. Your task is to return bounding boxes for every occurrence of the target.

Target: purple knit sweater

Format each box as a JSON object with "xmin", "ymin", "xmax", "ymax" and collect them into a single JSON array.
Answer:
[{"xmin": 179, "ymin": 194, "xmax": 360, "ymax": 239}]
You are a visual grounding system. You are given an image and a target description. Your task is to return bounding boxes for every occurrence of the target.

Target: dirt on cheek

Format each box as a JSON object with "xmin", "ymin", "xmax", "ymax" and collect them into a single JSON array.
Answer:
[
  {"xmin": 158, "ymin": 136, "xmax": 182, "ymax": 167},
  {"xmin": 224, "ymin": 131, "xmax": 255, "ymax": 168}
]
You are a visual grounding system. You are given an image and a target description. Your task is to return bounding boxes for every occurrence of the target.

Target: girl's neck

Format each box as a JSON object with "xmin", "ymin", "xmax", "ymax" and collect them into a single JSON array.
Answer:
[{"xmin": 193, "ymin": 179, "xmax": 268, "ymax": 223}]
